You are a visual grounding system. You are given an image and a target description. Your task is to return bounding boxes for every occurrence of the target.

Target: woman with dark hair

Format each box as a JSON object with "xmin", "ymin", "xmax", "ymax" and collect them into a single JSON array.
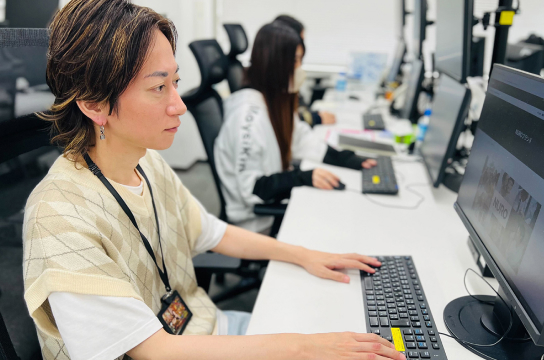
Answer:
[
  {"xmin": 215, "ymin": 23, "xmax": 377, "ymax": 232},
  {"xmin": 23, "ymin": 1, "xmax": 404, "ymax": 360},
  {"xmin": 274, "ymin": 14, "xmax": 337, "ymax": 126}
]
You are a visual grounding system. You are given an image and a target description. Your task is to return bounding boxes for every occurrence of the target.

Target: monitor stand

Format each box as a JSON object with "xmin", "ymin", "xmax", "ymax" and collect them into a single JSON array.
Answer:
[
  {"xmin": 442, "ymin": 171, "xmax": 463, "ymax": 193},
  {"xmin": 443, "ymin": 286, "xmax": 544, "ymax": 360}
]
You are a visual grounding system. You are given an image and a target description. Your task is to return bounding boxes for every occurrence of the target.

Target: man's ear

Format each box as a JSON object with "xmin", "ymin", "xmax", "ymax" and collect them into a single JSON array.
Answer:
[{"xmin": 76, "ymin": 101, "xmax": 107, "ymax": 126}]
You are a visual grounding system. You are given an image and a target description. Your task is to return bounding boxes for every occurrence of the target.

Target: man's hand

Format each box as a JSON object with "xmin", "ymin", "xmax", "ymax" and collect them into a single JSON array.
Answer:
[{"xmin": 298, "ymin": 249, "xmax": 381, "ymax": 283}]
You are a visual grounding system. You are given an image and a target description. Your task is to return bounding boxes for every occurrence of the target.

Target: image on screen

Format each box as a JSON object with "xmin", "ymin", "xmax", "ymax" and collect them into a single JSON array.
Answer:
[
  {"xmin": 435, "ymin": 0, "xmax": 473, "ymax": 83},
  {"xmin": 471, "ymin": 158, "xmax": 541, "ymax": 272},
  {"xmin": 420, "ymin": 74, "xmax": 470, "ymax": 186},
  {"xmin": 457, "ymin": 65, "xmax": 544, "ymax": 329}
]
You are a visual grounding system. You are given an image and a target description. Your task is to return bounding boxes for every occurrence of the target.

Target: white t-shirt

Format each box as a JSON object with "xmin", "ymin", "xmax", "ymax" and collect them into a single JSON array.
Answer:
[{"xmin": 48, "ymin": 181, "xmax": 228, "ymax": 360}]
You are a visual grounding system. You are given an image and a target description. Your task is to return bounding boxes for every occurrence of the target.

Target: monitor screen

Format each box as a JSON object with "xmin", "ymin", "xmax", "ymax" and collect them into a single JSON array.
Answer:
[
  {"xmin": 435, "ymin": 0, "xmax": 473, "ymax": 83},
  {"xmin": 412, "ymin": 0, "xmax": 426, "ymax": 58},
  {"xmin": 420, "ymin": 74, "xmax": 471, "ymax": 187},
  {"xmin": 386, "ymin": 41, "xmax": 406, "ymax": 84},
  {"xmin": 400, "ymin": 59, "xmax": 424, "ymax": 121},
  {"xmin": 457, "ymin": 65, "xmax": 544, "ymax": 333}
]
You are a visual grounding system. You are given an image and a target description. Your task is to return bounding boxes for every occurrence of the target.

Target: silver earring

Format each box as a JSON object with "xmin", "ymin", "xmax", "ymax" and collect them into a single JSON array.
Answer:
[{"xmin": 100, "ymin": 125, "xmax": 105, "ymax": 140}]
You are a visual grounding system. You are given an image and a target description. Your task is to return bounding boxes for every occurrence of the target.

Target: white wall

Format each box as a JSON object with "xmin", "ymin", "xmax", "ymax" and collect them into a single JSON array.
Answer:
[{"xmin": 218, "ymin": 0, "xmax": 399, "ymax": 67}]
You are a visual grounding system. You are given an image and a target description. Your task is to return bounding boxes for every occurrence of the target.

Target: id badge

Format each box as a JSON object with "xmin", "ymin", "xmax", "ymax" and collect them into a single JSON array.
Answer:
[{"xmin": 158, "ymin": 290, "xmax": 193, "ymax": 335}]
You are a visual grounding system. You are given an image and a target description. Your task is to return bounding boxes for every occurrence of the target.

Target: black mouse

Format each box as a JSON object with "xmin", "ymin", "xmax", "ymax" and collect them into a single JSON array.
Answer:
[{"xmin": 334, "ymin": 181, "xmax": 346, "ymax": 190}]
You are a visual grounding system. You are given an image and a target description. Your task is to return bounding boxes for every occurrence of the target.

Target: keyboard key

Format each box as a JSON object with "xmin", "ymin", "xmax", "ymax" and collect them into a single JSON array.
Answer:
[
  {"xmin": 421, "ymin": 309, "xmax": 429, "ymax": 315},
  {"xmin": 390, "ymin": 320, "xmax": 411, "ymax": 327},
  {"xmin": 421, "ymin": 351, "xmax": 431, "ymax": 358},
  {"xmin": 372, "ymin": 329, "xmax": 381, "ymax": 335},
  {"xmin": 414, "ymin": 329, "xmax": 423, "ymax": 335},
  {"xmin": 388, "ymin": 309, "xmax": 397, "ymax": 314},
  {"xmin": 425, "ymin": 322, "xmax": 432, "ymax": 328},
  {"xmin": 432, "ymin": 343, "xmax": 440, "ymax": 350},
  {"xmin": 368, "ymin": 311, "xmax": 377, "ymax": 317},
  {"xmin": 389, "ymin": 314, "xmax": 399, "ymax": 320},
  {"xmin": 430, "ymin": 337, "xmax": 437, "ymax": 342},
  {"xmin": 370, "ymin": 317, "xmax": 379, "ymax": 327},
  {"xmin": 408, "ymin": 351, "xmax": 420, "ymax": 358},
  {"xmin": 420, "ymin": 304, "xmax": 426, "ymax": 309},
  {"xmin": 380, "ymin": 317, "xmax": 390, "ymax": 327},
  {"xmin": 427, "ymin": 330, "xmax": 435, "ymax": 336},
  {"xmin": 364, "ymin": 277, "xmax": 373, "ymax": 290},
  {"xmin": 423, "ymin": 316, "xmax": 430, "ymax": 321},
  {"xmin": 367, "ymin": 295, "xmax": 375, "ymax": 300},
  {"xmin": 379, "ymin": 311, "xmax": 387, "ymax": 317},
  {"xmin": 405, "ymin": 335, "xmax": 414, "ymax": 341},
  {"xmin": 368, "ymin": 306, "xmax": 376, "ymax": 311},
  {"xmin": 409, "ymin": 311, "xmax": 418, "ymax": 316},
  {"xmin": 410, "ymin": 316, "xmax": 420, "ymax": 322},
  {"xmin": 413, "ymin": 322, "xmax": 421, "ymax": 328},
  {"xmin": 398, "ymin": 307, "xmax": 407, "ymax": 313},
  {"xmin": 408, "ymin": 305, "xmax": 416, "ymax": 310},
  {"xmin": 417, "ymin": 296, "xmax": 424, "ymax": 301},
  {"xmin": 378, "ymin": 306, "xmax": 387, "ymax": 311},
  {"xmin": 415, "ymin": 336, "xmax": 425, "ymax": 341},
  {"xmin": 399, "ymin": 313, "xmax": 408, "ymax": 318},
  {"xmin": 406, "ymin": 342, "xmax": 416, "ymax": 349},
  {"xmin": 403, "ymin": 329, "xmax": 413, "ymax": 335},
  {"xmin": 417, "ymin": 342, "xmax": 427, "ymax": 349},
  {"xmin": 368, "ymin": 301, "xmax": 376, "ymax": 306}
]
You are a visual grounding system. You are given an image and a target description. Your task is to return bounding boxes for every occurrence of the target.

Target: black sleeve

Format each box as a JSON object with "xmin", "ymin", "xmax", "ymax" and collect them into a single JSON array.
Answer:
[
  {"xmin": 252, "ymin": 169, "xmax": 313, "ymax": 202},
  {"xmin": 322, "ymin": 146, "xmax": 369, "ymax": 170},
  {"xmin": 311, "ymin": 111, "xmax": 322, "ymax": 125}
]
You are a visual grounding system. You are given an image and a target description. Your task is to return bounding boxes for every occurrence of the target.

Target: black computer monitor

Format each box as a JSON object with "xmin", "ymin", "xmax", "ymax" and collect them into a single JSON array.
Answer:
[
  {"xmin": 386, "ymin": 41, "xmax": 406, "ymax": 84},
  {"xmin": 420, "ymin": 74, "xmax": 471, "ymax": 188},
  {"xmin": 397, "ymin": 0, "xmax": 406, "ymax": 40},
  {"xmin": 400, "ymin": 59, "xmax": 424, "ymax": 122},
  {"xmin": 506, "ymin": 42, "xmax": 544, "ymax": 75},
  {"xmin": 412, "ymin": 0, "xmax": 427, "ymax": 59},
  {"xmin": 449, "ymin": 65, "xmax": 544, "ymax": 359},
  {"xmin": 435, "ymin": 0, "xmax": 474, "ymax": 83}
]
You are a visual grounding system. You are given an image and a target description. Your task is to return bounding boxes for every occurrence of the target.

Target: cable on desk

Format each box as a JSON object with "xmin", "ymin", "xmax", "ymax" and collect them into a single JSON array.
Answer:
[
  {"xmin": 346, "ymin": 183, "xmax": 427, "ymax": 210},
  {"xmin": 438, "ymin": 268, "xmax": 531, "ymax": 360}
]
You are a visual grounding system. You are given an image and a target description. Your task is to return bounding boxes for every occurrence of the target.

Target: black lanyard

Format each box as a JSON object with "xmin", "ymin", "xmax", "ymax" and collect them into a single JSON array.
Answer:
[{"xmin": 83, "ymin": 153, "xmax": 171, "ymax": 293}]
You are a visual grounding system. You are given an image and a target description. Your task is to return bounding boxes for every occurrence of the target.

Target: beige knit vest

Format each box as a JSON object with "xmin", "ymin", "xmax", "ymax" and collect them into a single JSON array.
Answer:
[{"xmin": 23, "ymin": 150, "xmax": 217, "ymax": 360}]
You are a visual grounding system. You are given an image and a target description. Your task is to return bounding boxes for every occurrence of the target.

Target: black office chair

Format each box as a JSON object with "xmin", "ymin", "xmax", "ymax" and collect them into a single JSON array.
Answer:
[
  {"xmin": 223, "ymin": 24, "xmax": 249, "ymax": 93},
  {"xmin": 183, "ymin": 39, "xmax": 286, "ymax": 302}
]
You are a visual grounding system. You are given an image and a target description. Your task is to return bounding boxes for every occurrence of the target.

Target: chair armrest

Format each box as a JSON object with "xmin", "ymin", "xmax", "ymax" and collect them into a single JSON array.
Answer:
[
  {"xmin": 192, "ymin": 252, "xmax": 241, "ymax": 271},
  {"xmin": 253, "ymin": 203, "xmax": 287, "ymax": 217}
]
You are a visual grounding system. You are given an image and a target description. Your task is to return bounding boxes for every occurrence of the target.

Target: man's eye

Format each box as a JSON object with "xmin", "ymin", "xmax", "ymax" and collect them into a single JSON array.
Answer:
[{"xmin": 155, "ymin": 85, "xmax": 165, "ymax": 92}]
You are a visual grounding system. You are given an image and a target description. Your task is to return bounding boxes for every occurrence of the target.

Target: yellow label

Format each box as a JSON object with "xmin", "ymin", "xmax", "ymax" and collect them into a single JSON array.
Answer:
[
  {"xmin": 499, "ymin": 11, "xmax": 514, "ymax": 26},
  {"xmin": 391, "ymin": 328, "xmax": 406, "ymax": 352},
  {"xmin": 372, "ymin": 175, "xmax": 381, "ymax": 184},
  {"xmin": 369, "ymin": 120, "xmax": 376, "ymax": 126}
]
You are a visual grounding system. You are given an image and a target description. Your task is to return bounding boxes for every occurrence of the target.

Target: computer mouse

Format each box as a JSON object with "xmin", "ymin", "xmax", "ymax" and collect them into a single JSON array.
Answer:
[{"xmin": 334, "ymin": 181, "xmax": 346, "ymax": 190}]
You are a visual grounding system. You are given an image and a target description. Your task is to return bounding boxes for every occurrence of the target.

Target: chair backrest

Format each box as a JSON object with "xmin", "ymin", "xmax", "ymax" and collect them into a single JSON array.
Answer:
[
  {"xmin": 182, "ymin": 40, "xmax": 229, "ymax": 222},
  {"xmin": 0, "ymin": 310, "xmax": 19, "ymax": 360},
  {"xmin": 223, "ymin": 24, "xmax": 248, "ymax": 93},
  {"xmin": 0, "ymin": 27, "xmax": 51, "ymax": 360}
]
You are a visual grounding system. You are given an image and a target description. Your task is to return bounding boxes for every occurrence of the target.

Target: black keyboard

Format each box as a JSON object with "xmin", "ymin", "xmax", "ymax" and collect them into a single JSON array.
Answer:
[
  {"xmin": 362, "ymin": 156, "xmax": 398, "ymax": 195},
  {"xmin": 363, "ymin": 113, "xmax": 386, "ymax": 130},
  {"xmin": 361, "ymin": 256, "xmax": 448, "ymax": 360}
]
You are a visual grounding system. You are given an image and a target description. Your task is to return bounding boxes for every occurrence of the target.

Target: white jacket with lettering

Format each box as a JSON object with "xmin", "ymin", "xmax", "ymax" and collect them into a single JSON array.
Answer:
[{"xmin": 214, "ymin": 88, "xmax": 327, "ymax": 232}]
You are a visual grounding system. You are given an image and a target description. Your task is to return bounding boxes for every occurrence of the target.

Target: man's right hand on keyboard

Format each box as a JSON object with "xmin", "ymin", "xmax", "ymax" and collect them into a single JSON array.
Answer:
[{"xmin": 297, "ymin": 332, "xmax": 406, "ymax": 360}]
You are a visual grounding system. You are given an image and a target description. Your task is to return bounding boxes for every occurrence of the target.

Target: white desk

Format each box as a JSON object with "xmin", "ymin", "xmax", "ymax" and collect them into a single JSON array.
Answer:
[{"xmin": 246, "ymin": 118, "xmax": 498, "ymax": 359}]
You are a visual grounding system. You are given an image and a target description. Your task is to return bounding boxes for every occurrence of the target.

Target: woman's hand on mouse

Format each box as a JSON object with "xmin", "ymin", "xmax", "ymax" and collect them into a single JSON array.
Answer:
[
  {"xmin": 312, "ymin": 168, "xmax": 340, "ymax": 190},
  {"xmin": 362, "ymin": 159, "xmax": 378, "ymax": 169},
  {"xmin": 318, "ymin": 111, "xmax": 337, "ymax": 125}
]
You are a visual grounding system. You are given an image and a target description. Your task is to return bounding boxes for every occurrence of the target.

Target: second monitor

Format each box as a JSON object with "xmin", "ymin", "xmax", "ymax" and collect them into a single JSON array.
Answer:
[{"xmin": 420, "ymin": 73, "xmax": 472, "ymax": 191}]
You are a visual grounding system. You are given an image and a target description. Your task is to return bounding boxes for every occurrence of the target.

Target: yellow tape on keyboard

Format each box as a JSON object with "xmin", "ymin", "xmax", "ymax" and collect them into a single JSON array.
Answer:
[{"xmin": 391, "ymin": 328, "xmax": 405, "ymax": 352}]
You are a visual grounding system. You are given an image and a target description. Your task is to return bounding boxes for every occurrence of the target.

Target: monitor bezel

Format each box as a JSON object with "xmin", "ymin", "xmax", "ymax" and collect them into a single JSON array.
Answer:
[
  {"xmin": 435, "ymin": 0, "xmax": 474, "ymax": 83},
  {"xmin": 386, "ymin": 41, "xmax": 406, "ymax": 84},
  {"xmin": 412, "ymin": 0, "xmax": 427, "ymax": 59},
  {"xmin": 453, "ymin": 64, "xmax": 544, "ymax": 346},
  {"xmin": 421, "ymin": 74, "xmax": 472, "ymax": 187},
  {"xmin": 400, "ymin": 59, "xmax": 424, "ymax": 122}
]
